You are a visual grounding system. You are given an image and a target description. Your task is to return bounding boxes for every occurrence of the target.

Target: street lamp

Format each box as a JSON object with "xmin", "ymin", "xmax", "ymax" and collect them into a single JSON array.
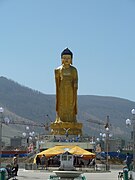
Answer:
[
  {"xmin": 126, "ymin": 108, "xmax": 135, "ymax": 171},
  {"xmin": 99, "ymin": 130, "xmax": 110, "ymax": 170},
  {"xmin": 105, "ymin": 127, "xmax": 110, "ymax": 171},
  {"xmin": 98, "ymin": 116, "xmax": 112, "ymax": 171},
  {"xmin": 22, "ymin": 126, "xmax": 35, "ymax": 153},
  {"xmin": 0, "ymin": 107, "xmax": 4, "ymax": 167},
  {"xmin": 23, "ymin": 126, "xmax": 30, "ymax": 149}
]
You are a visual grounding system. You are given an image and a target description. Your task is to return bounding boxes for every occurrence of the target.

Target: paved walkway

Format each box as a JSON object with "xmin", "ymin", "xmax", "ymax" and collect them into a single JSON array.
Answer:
[{"xmin": 16, "ymin": 169, "xmax": 121, "ymax": 180}]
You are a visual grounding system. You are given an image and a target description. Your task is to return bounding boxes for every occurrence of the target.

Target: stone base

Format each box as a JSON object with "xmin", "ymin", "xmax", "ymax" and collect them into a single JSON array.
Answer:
[
  {"xmin": 53, "ymin": 171, "xmax": 82, "ymax": 179},
  {"xmin": 50, "ymin": 122, "xmax": 82, "ymax": 135}
]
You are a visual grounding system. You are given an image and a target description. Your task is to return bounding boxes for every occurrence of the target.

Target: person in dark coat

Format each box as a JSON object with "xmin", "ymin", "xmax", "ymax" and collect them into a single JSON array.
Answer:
[
  {"xmin": 125, "ymin": 153, "xmax": 132, "ymax": 171},
  {"xmin": 41, "ymin": 154, "xmax": 47, "ymax": 169},
  {"xmin": 36, "ymin": 155, "xmax": 41, "ymax": 168}
]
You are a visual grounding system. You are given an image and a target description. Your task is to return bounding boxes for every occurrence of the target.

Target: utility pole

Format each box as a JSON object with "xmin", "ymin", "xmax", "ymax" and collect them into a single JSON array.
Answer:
[{"xmin": 0, "ymin": 107, "xmax": 4, "ymax": 168}]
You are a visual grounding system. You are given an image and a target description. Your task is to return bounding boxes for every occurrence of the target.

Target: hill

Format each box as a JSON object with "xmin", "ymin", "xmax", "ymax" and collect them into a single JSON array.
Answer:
[{"xmin": 0, "ymin": 76, "xmax": 135, "ymax": 140}]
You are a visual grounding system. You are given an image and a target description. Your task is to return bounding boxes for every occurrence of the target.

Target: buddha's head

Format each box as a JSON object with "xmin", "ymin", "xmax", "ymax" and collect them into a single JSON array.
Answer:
[{"xmin": 61, "ymin": 48, "xmax": 73, "ymax": 65}]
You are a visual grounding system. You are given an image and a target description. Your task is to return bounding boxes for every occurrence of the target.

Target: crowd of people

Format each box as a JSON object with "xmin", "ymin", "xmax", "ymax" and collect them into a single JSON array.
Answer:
[
  {"xmin": 53, "ymin": 136, "xmax": 80, "ymax": 143},
  {"xmin": 35, "ymin": 154, "xmax": 96, "ymax": 170}
]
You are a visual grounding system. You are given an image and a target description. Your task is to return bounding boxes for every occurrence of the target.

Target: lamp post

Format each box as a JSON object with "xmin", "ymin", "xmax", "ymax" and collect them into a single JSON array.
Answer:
[
  {"xmin": 98, "ymin": 116, "xmax": 112, "ymax": 171},
  {"xmin": 105, "ymin": 127, "xmax": 109, "ymax": 171},
  {"xmin": 126, "ymin": 108, "xmax": 135, "ymax": 171},
  {"xmin": 0, "ymin": 107, "xmax": 4, "ymax": 168},
  {"xmin": 22, "ymin": 126, "xmax": 35, "ymax": 153},
  {"xmin": 102, "ymin": 128, "xmax": 112, "ymax": 171},
  {"xmin": 97, "ymin": 129, "xmax": 112, "ymax": 171}
]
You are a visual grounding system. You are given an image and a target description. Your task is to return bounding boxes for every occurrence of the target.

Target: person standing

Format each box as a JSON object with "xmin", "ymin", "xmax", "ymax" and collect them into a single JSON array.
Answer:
[
  {"xmin": 36, "ymin": 155, "xmax": 41, "ymax": 169},
  {"xmin": 125, "ymin": 153, "xmax": 132, "ymax": 171},
  {"xmin": 41, "ymin": 154, "xmax": 47, "ymax": 169},
  {"xmin": 12, "ymin": 156, "xmax": 19, "ymax": 176}
]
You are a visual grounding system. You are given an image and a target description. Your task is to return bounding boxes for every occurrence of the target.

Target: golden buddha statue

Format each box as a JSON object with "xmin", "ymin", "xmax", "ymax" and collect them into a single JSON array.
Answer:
[
  {"xmin": 55, "ymin": 48, "xmax": 78, "ymax": 123},
  {"xmin": 51, "ymin": 48, "xmax": 82, "ymax": 135}
]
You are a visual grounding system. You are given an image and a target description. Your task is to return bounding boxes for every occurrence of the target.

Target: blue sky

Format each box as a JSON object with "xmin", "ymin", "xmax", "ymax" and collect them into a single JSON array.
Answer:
[{"xmin": 0, "ymin": 0, "xmax": 135, "ymax": 101}]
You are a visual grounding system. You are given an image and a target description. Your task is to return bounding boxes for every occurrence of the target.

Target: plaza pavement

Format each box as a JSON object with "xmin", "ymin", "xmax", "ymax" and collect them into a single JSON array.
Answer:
[{"xmin": 16, "ymin": 169, "xmax": 121, "ymax": 180}]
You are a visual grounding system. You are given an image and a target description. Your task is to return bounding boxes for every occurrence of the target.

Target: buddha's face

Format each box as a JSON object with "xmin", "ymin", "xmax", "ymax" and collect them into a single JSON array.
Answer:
[{"xmin": 61, "ymin": 55, "xmax": 72, "ymax": 67}]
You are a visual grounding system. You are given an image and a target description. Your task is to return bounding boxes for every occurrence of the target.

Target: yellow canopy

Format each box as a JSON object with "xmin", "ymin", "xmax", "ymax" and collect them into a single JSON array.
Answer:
[{"xmin": 34, "ymin": 145, "xmax": 95, "ymax": 163}]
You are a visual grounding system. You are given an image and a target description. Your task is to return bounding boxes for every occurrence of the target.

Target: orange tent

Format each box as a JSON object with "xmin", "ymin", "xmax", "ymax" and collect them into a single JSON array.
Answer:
[{"xmin": 34, "ymin": 145, "xmax": 95, "ymax": 163}]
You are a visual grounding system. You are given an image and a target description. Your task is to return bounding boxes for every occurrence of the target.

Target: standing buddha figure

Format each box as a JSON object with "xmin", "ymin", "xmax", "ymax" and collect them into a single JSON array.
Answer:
[{"xmin": 55, "ymin": 48, "xmax": 78, "ymax": 123}]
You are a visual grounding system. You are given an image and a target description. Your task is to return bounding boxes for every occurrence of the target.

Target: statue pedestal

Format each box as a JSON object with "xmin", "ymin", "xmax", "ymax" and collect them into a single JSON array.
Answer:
[{"xmin": 50, "ymin": 122, "xmax": 82, "ymax": 135}]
